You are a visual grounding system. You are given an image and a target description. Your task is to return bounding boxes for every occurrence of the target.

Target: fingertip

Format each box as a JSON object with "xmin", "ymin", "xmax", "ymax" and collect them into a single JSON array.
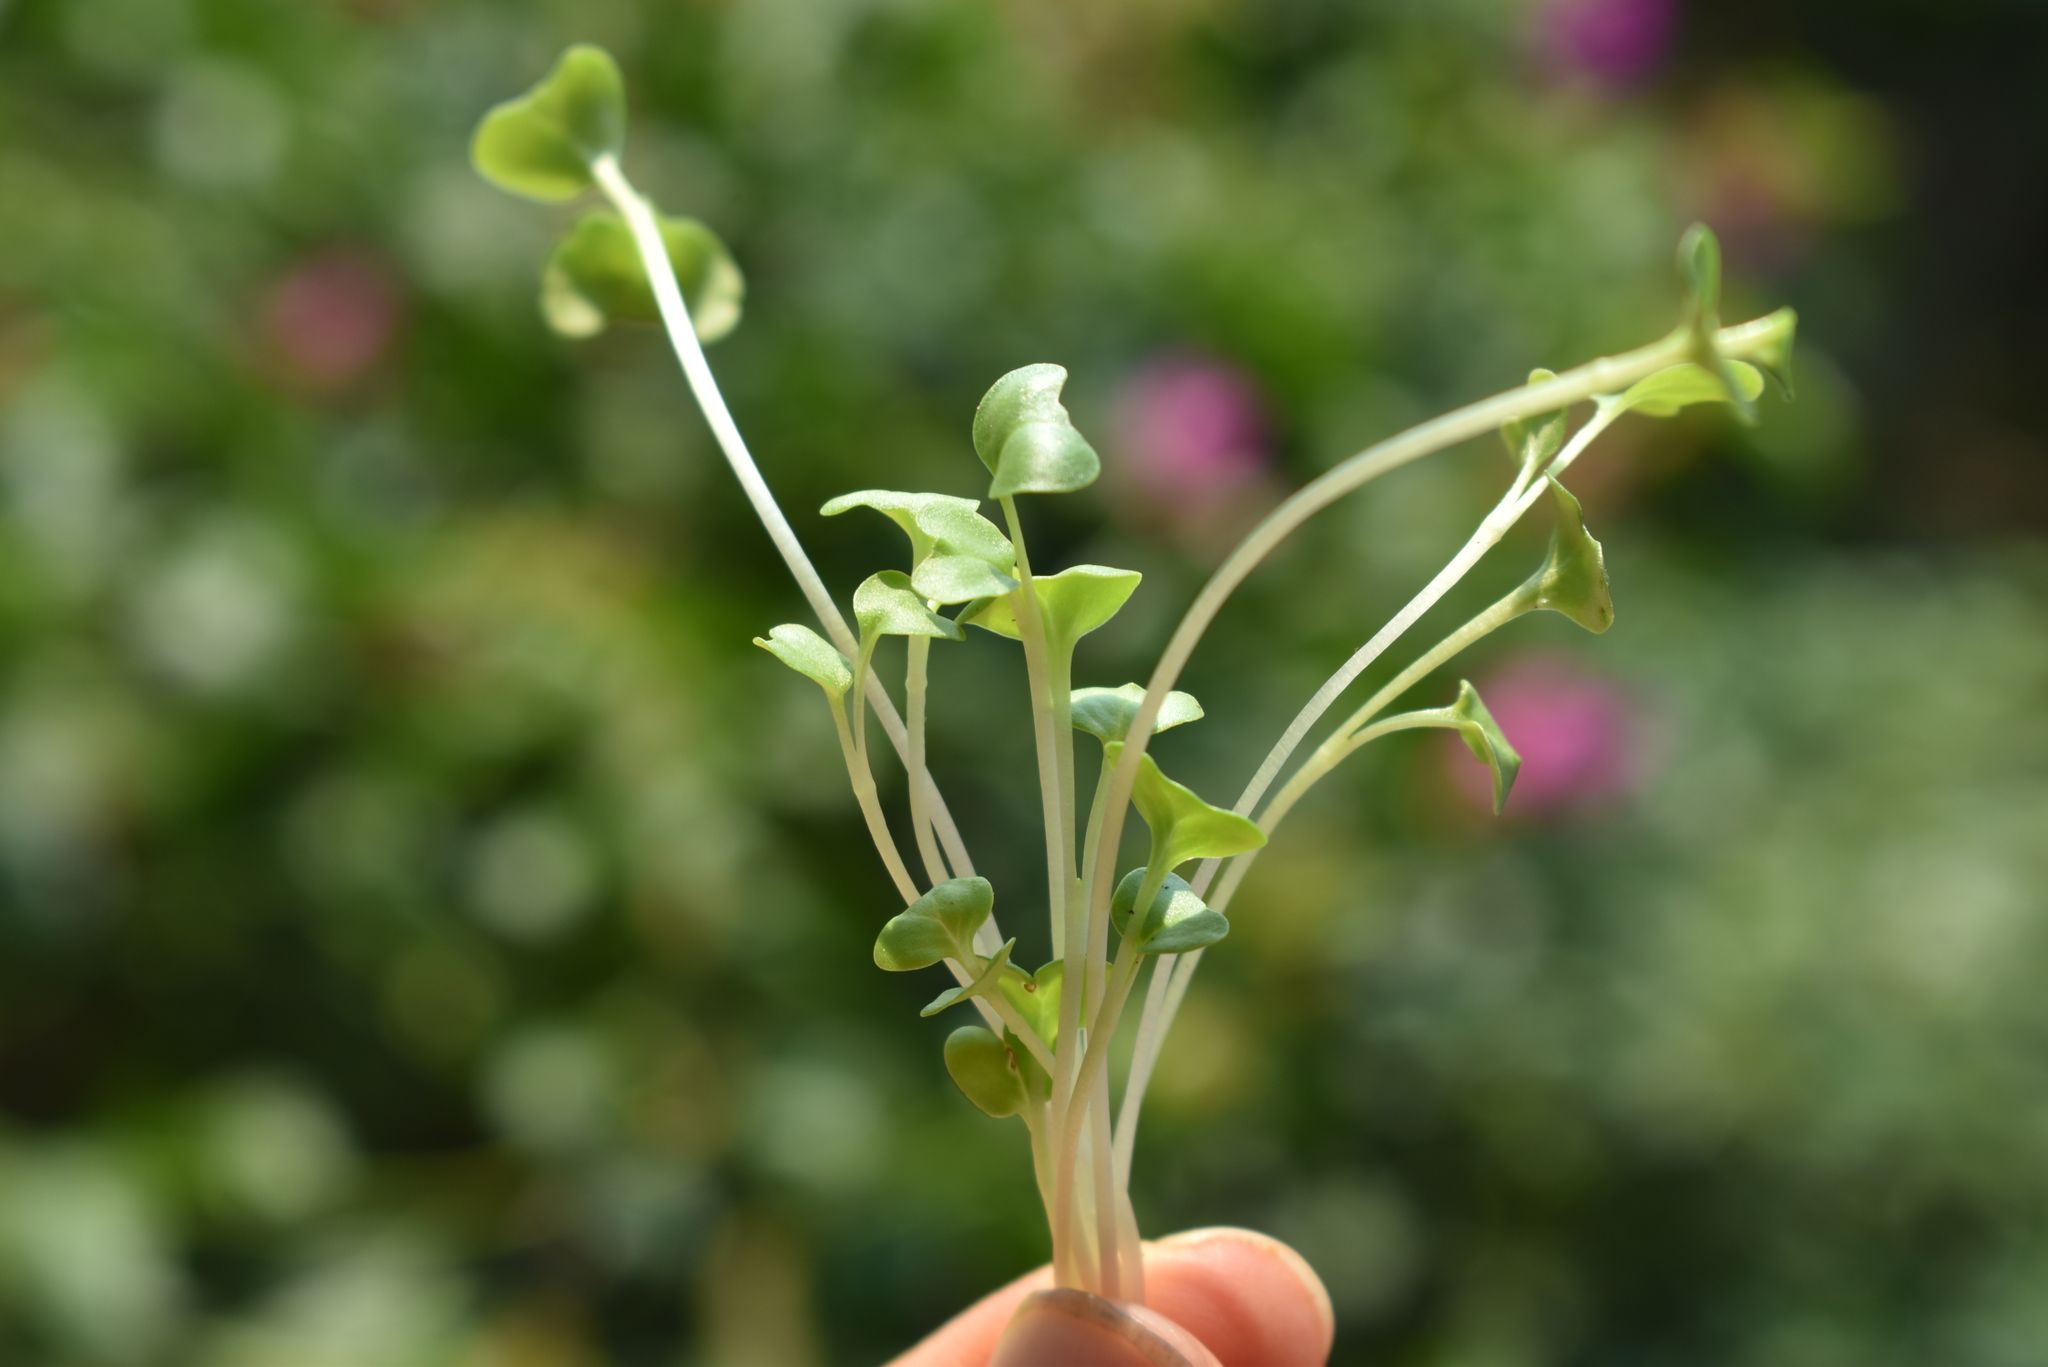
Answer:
[
  {"xmin": 991, "ymin": 1289, "xmax": 1221, "ymax": 1367},
  {"xmin": 1144, "ymin": 1227, "xmax": 1335, "ymax": 1366}
]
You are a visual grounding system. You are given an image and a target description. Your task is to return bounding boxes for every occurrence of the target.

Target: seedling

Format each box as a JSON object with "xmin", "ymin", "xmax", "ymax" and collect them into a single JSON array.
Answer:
[{"xmin": 473, "ymin": 46, "xmax": 1795, "ymax": 1301}]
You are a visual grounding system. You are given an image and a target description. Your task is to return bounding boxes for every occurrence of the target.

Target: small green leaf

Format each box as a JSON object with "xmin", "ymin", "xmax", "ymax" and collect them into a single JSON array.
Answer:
[
  {"xmin": 873, "ymin": 877, "xmax": 994, "ymax": 971},
  {"xmin": 943, "ymin": 1025, "xmax": 1027, "ymax": 1119},
  {"xmin": 1111, "ymin": 868, "xmax": 1231, "ymax": 955},
  {"xmin": 1612, "ymin": 361, "xmax": 1765, "ymax": 418},
  {"xmin": 823, "ymin": 492, "xmax": 1017, "ymax": 604},
  {"xmin": 471, "ymin": 45, "xmax": 626, "ymax": 202},
  {"xmin": 920, "ymin": 939, "xmax": 1017, "ymax": 1017},
  {"xmin": 1678, "ymin": 222, "xmax": 1723, "ymax": 327},
  {"xmin": 912, "ymin": 555, "xmax": 1018, "ymax": 605},
  {"xmin": 1746, "ymin": 306, "xmax": 1799, "ymax": 397},
  {"xmin": 540, "ymin": 210, "xmax": 744, "ymax": 342},
  {"xmin": 1517, "ymin": 479, "xmax": 1614, "ymax": 634},
  {"xmin": 1448, "ymin": 681, "xmax": 1521, "ymax": 816},
  {"xmin": 1500, "ymin": 368, "xmax": 1566, "ymax": 472},
  {"xmin": 959, "ymin": 565, "xmax": 1141, "ymax": 650},
  {"xmin": 997, "ymin": 961, "xmax": 1063, "ymax": 1047},
  {"xmin": 1105, "ymin": 743, "xmax": 1267, "ymax": 871},
  {"xmin": 972, "ymin": 364, "xmax": 1101, "ymax": 499},
  {"xmin": 854, "ymin": 571, "xmax": 964, "ymax": 643},
  {"xmin": 1069, "ymin": 684, "xmax": 1205, "ymax": 747},
  {"xmin": 752, "ymin": 624, "xmax": 851, "ymax": 697}
]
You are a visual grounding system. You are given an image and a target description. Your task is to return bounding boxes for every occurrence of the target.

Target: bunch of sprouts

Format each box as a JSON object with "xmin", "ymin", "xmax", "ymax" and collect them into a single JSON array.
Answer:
[{"xmin": 472, "ymin": 47, "xmax": 1794, "ymax": 1301}]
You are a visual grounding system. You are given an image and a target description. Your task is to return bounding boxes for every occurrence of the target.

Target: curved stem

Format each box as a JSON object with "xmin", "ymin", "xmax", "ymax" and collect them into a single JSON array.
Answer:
[{"xmin": 905, "ymin": 636, "xmax": 949, "ymax": 887}]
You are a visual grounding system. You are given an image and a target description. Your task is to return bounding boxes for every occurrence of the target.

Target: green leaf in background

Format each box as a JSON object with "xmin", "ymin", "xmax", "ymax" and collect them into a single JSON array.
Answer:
[
  {"xmin": 943, "ymin": 1026, "xmax": 1027, "ymax": 1119},
  {"xmin": 540, "ymin": 210, "xmax": 744, "ymax": 342},
  {"xmin": 471, "ymin": 45, "xmax": 626, "ymax": 202},
  {"xmin": 1613, "ymin": 360, "xmax": 1765, "ymax": 418},
  {"xmin": 1676, "ymin": 222, "xmax": 1759, "ymax": 425},
  {"xmin": 1447, "ymin": 680, "xmax": 1521, "ymax": 816},
  {"xmin": 959, "ymin": 565, "xmax": 1141, "ymax": 648},
  {"xmin": 1110, "ymin": 868, "xmax": 1232, "ymax": 955},
  {"xmin": 1069, "ymin": 684, "xmax": 1205, "ymax": 747},
  {"xmin": 1517, "ymin": 479, "xmax": 1614, "ymax": 634},
  {"xmin": 873, "ymin": 877, "xmax": 994, "ymax": 971},
  {"xmin": 920, "ymin": 938, "xmax": 1017, "ymax": 1017},
  {"xmin": 971, "ymin": 364, "xmax": 1101, "ymax": 499},
  {"xmin": 1105, "ymin": 743, "xmax": 1267, "ymax": 870},
  {"xmin": 997, "ymin": 961, "xmax": 1062, "ymax": 1048},
  {"xmin": 1500, "ymin": 368, "xmax": 1567, "ymax": 473},
  {"xmin": 854, "ymin": 571, "xmax": 964, "ymax": 644},
  {"xmin": 752, "ymin": 624, "xmax": 852, "ymax": 697}
]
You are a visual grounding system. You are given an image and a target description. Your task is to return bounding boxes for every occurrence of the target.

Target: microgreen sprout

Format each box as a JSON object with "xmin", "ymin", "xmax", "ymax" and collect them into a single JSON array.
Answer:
[{"xmin": 474, "ymin": 46, "xmax": 1797, "ymax": 1303}]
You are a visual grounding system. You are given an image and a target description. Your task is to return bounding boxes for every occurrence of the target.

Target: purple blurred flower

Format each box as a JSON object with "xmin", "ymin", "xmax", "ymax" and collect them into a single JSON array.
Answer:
[
  {"xmin": 258, "ymin": 248, "xmax": 403, "ymax": 396},
  {"xmin": 1542, "ymin": 0, "xmax": 1678, "ymax": 89},
  {"xmin": 1113, "ymin": 355, "xmax": 1271, "ymax": 524},
  {"xmin": 1445, "ymin": 653, "xmax": 1644, "ymax": 817}
]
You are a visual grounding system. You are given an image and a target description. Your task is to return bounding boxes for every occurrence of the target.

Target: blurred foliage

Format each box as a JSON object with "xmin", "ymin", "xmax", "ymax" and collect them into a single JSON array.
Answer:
[{"xmin": 1, "ymin": 0, "xmax": 2044, "ymax": 1364}]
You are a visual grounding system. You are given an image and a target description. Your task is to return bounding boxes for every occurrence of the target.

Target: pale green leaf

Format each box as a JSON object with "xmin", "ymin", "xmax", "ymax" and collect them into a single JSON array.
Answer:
[
  {"xmin": 920, "ymin": 938, "xmax": 1017, "ymax": 1017},
  {"xmin": 997, "ymin": 961, "xmax": 1062, "ymax": 1048},
  {"xmin": 752, "ymin": 624, "xmax": 850, "ymax": 697},
  {"xmin": 471, "ymin": 45, "xmax": 625, "ymax": 202},
  {"xmin": 912, "ymin": 554, "xmax": 1018, "ymax": 605},
  {"xmin": 854, "ymin": 570, "xmax": 963, "ymax": 643},
  {"xmin": 959, "ymin": 565, "xmax": 1141, "ymax": 650},
  {"xmin": 943, "ymin": 1025, "xmax": 1027, "ymax": 1119},
  {"xmin": 540, "ymin": 210, "xmax": 743, "ymax": 343},
  {"xmin": 1613, "ymin": 361, "xmax": 1765, "ymax": 418},
  {"xmin": 1500, "ymin": 368, "xmax": 1566, "ymax": 472},
  {"xmin": 1106, "ymin": 743, "xmax": 1267, "ymax": 871},
  {"xmin": 1517, "ymin": 479, "xmax": 1613, "ymax": 634},
  {"xmin": 873, "ymin": 877, "xmax": 993, "ymax": 971},
  {"xmin": 1448, "ymin": 680, "xmax": 1521, "ymax": 816},
  {"xmin": 1069, "ymin": 684, "xmax": 1205, "ymax": 747},
  {"xmin": 1111, "ymin": 868, "xmax": 1231, "ymax": 955},
  {"xmin": 972, "ymin": 364, "xmax": 1101, "ymax": 499}
]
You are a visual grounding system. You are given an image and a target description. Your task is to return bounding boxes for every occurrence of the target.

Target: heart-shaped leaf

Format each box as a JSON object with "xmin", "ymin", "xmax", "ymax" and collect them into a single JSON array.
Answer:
[
  {"xmin": 1105, "ymin": 743, "xmax": 1267, "ymax": 871},
  {"xmin": 1500, "ymin": 368, "xmax": 1567, "ymax": 473},
  {"xmin": 854, "ymin": 571, "xmax": 964, "ymax": 644},
  {"xmin": 959, "ymin": 565, "xmax": 1141, "ymax": 650},
  {"xmin": 1517, "ymin": 479, "xmax": 1613, "ymax": 634},
  {"xmin": 997, "ymin": 961, "xmax": 1063, "ymax": 1047},
  {"xmin": 873, "ymin": 876, "xmax": 994, "ymax": 971},
  {"xmin": 1069, "ymin": 684, "xmax": 1205, "ymax": 747},
  {"xmin": 1612, "ymin": 361, "xmax": 1765, "ymax": 418},
  {"xmin": 752, "ymin": 624, "xmax": 851, "ymax": 697},
  {"xmin": 972, "ymin": 364, "xmax": 1101, "ymax": 499},
  {"xmin": 1110, "ymin": 868, "xmax": 1232, "ymax": 955},
  {"xmin": 912, "ymin": 555, "xmax": 1018, "ymax": 605},
  {"xmin": 471, "ymin": 45, "xmax": 626, "ymax": 202},
  {"xmin": 943, "ymin": 1025, "xmax": 1027, "ymax": 1119},
  {"xmin": 1447, "ymin": 680, "xmax": 1521, "ymax": 815},
  {"xmin": 823, "ymin": 492, "xmax": 1017, "ymax": 604},
  {"xmin": 540, "ymin": 210, "xmax": 744, "ymax": 343},
  {"xmin": 921, "ymin": 938, "xmax": 1017, "ymax": 1017}
]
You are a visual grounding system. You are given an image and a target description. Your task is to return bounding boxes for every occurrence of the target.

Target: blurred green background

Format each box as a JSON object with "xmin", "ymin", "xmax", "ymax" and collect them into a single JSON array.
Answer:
[{"xmin": 2, "ymin": 0, "xmax": 2045, "ymax": 1363}]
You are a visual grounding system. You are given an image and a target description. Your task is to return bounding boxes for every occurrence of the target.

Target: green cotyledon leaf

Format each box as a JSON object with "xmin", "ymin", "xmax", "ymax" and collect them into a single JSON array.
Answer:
[
  {"xmin": 1611, "ymin": 361, "xmax": 1765, "ymax": 418},
  {"xmin": 943, "ymin": 1025, "xmax": 1027, "ymax": 1119},
  {"xmin": 1069, "ymin": 684, "xmax": 1204, "ymax": 747},
  {"xmin": 820, "ymin": 492, "xmax": 1017, "ymax": 604},
  {"xmin": 752, "ymin": 624, "xmax": 851, "ymax": 697},
  {"xmin": 471, "ymin": 45, "xmax": 626, "ymax": 202},
  {"xmin": 920, "ymin": 939, "xmax": 1017, "ymax": 1017},
  {"xmin": 958, "ymin": 565, "xmax": 1141, "ymax": 650},
  {"xmin": 1516, "ymin": 479, "xmax": 1613, "ymax": 634},
  {"xmin": 1110, "ymin": 868, "xmax": 1231, "ymax": 955},
  {"xmin": 1448, "ymin": 681, "xmax": 1521, "ymax": 816},
  {"xmin": 873, "ymin": 877, "xmax": 994, "ymax": 971},
  {"xmin": 997, "ymin": 961, "xmax": 1062, "ymax": 1048},
  {"xmin": 1104, "ymin": 743, "xmax": 1266, "ymax": 871},
  {"xmin": 540, "ymin": 210, "xmax": 743, "ymax": 343},
  {"xmin": 854, "ymin": 571, "xmax": 963, "ymax": 644},
  {"xmin": 972, "ymin": 364, "xmax": 1101, "ymax": 499}
]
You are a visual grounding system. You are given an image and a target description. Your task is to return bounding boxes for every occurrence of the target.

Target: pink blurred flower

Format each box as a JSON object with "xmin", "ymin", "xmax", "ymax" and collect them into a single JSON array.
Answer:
[
  {"xmin": 1113, "ymin": 355, "xmax": 1271, "ymax": 525},
  {"xmin": 1445, "ymin": 653, "xmax": 1644, "ymax": 817},
  {"xmin": 258, "ymin": 248, "xmax": 404, "ymax": 396},
  {"xmin": 1541, "ymin": 0, "xmax": 1678, "ymax": 89}
]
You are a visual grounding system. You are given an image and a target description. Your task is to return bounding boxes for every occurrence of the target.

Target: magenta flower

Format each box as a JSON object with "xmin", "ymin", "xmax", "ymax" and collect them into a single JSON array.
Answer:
[
  {"xmin": 1541, "ymin": 0, "xmax": 1678, "ymax": 89},
  {"xmin": 1445, "ymin": 653, "xmax": 1644, "ymax": 817},
  {"xmin": 1112, "ymin": 355, "xmax": 1272, "ymax": 530},
  {"xmin": 258, "ymin": 248, "xmax": 403, "ymax": 395}
]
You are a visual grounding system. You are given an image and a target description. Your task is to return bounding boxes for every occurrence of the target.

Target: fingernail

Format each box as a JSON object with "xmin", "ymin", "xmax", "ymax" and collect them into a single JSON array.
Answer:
[
  {"xmin": 992, "ymin": 1289, "xmax": 1195, "ymax": 1367},
  {"xmin": 1156, "ymin": 1226, "xmax": 1336, "ymax": 1346}
]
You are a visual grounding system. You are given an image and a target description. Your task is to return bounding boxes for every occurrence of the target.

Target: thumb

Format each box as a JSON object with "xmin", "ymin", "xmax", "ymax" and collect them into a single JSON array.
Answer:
[{"xmin": 990, "ymin": 1289, "xmax": 1222, "ymax": 1367}]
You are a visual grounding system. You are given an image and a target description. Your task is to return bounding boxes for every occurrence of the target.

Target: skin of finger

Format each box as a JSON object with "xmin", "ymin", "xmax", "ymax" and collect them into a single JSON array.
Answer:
[
  {"xmin": 989, "ymin": 1289, "xmax": 1222, "ymax": 1367},
  {"xmin": 887, "ymin": 1227, "xmax": 1331, "ymax": 1367}
]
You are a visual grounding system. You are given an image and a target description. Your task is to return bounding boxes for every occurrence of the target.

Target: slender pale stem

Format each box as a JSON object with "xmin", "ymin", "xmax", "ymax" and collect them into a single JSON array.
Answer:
[
  {"xmin": 588, "ymin": 154, "xmax": 986, "ymax": 913},
  {"xmin": 832, "ymin": 700, "xmax": 918, "ymax": 906},
  {"xmin": 904, "ymin": 636, "xmax": 949, "ymax": 887},
  {"xmin": 1088, "ymin": 1066, "xmax": 1122, "ymax": 1302}
]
